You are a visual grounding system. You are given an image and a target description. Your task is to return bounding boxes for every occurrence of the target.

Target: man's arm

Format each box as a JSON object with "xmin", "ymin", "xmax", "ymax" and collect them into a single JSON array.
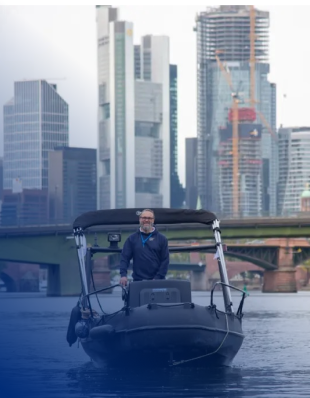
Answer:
[
  {"xmin": 154, "ymin": 236, "xmax": 169, "ymax": 279},
  {"xmin": 119, "ymin": 237, "xmax": 133, "ymax": 278}
]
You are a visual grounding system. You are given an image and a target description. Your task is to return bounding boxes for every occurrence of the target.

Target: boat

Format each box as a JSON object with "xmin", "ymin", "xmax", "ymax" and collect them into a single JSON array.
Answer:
[{"xmin": 66, "ymin": 208, "xmax": 247, "ymax": 367}]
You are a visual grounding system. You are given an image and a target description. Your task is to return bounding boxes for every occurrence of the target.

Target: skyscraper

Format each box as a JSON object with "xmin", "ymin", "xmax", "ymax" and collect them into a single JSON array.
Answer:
[
  {"xmin": 97, "ymin": 6, "xmax": 135, "ymax": 209},
  {"xmin": 170, "ymin": 64, "xmax": 184, "ymax": 208},
  {"xmin": 96, "ymin": 7, "xmax": 170, "ymax": 209},
  {"xmin": 278, "ymin": 127, "xmax": 310, "ymax": 216},
  {"xmin": 134, "ymin": 45, "xmax": 141, "ymax": 79},
  {"xmin": 3, "ymin": 80, "xmax": 68, "ymax": 191},
  {"xmin": 218, "ymin": 123, "xmax": 262, "ymax": 217},
  {"xmin": 133, "ymin": 36, "xmax": 170, "ymax": 208},
  {"xmin": 0, "ymin": 158, "xmax": 3, "ymax": 200},
  {"xmin": 48, "ymin": 147, "xmax": 96, "ymax": 223},
  {"xmin": 134, "ymin": 80, "xmax": 164, "ymax": 207},
  {"xmin": 140, "ymin": 35, "xmax": 170, "ymax": 207},
  {"xmin": 195, "ymin": 5, "xmax": 276, "ymax": 217},
  {"xmin": 185, "ymin": 138, "xmax": 198, "ymax": 209}
]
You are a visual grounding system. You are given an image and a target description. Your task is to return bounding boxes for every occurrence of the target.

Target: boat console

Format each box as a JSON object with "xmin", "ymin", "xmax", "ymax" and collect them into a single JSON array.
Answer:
[{"xmin": 125, "ymin": 280, "xmax": 192, "ymax": 308}]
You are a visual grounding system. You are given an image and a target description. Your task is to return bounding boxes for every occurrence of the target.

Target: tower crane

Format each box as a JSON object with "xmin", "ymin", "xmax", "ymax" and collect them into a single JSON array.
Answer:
[
  {"xmin": 215, "ymin": 6, "xmax": 277, "ymax": 218},
  {"xmin": 215, "ymin": 50, "xmax": 240, "ymax": 218}
]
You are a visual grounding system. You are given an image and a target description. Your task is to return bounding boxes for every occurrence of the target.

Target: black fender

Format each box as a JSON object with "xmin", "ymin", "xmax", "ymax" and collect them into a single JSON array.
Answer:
[{"xmin": 66, "ymin": 302, "xmax": 81, "ymax": 346}]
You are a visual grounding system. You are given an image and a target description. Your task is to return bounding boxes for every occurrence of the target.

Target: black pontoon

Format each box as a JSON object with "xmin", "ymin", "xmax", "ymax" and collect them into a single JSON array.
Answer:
[{"xmin": 67, "ymin": 208, "xmax": 247, "ymax": 367}]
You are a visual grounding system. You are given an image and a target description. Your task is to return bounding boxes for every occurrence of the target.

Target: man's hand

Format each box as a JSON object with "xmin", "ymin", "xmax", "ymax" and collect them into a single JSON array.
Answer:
[{"xmin": 120, "ymin": 276, "xmax": 128, "ymax": 286}]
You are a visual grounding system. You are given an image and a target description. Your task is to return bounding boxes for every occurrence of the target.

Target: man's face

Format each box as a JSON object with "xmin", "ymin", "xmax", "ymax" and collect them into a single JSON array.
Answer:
[{"xmin": 139, "ymin": 211, "xmax": 154, "ymax": 232}]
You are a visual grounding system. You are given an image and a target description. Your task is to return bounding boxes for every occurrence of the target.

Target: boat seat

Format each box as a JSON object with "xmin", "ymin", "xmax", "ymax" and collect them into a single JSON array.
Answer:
[{"xmin": 127, "ymin": 279, "xmax": 192, "ymax": 308}]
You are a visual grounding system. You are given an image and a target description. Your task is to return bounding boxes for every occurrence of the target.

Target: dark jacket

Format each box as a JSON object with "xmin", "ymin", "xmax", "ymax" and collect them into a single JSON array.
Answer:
[{"xmin": 119, "ymin": 228, "xmax": 169, "ymax": 281}]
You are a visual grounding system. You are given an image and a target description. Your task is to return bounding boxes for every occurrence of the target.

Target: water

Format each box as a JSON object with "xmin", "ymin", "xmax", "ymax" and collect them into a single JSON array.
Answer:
[{"xmin": 0, "ymin": 291, "xmax": 310, "ymax": 398}]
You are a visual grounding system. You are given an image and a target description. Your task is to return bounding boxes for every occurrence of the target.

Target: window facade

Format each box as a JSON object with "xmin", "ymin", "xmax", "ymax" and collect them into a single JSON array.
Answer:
[{"xmin": 3, "ymin": 80, "xmax": 69, "ymax": 190}]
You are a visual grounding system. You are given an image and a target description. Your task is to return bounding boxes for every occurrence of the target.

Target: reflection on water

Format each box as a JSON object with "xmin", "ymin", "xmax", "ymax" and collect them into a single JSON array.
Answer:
[
  {"xmin": 66, "ymin": 364, "xmax": 244, "ymax": 398},
  {"xmin": 0, "ymin": 291, "xmax": 310, "ymax": 398}
]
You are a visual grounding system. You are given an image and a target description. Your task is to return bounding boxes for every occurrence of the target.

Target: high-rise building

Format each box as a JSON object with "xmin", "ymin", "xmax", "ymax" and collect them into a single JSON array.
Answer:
[
  {"xmin": 48, "ymin": 147, "xmax": 96, "ymax": 223},
  {"xmin": 97, "ymin": 6, "xmax": 134, "ymax": 209},
  {"xmin": 278, "ymin": 127, "xmax": 310, "ymax": 216},
  {"xmin": 96, "ymin": 7, "xmax": 171, "ymax": 209},
  {"xmin": 134, "ymin": 45, "xmax": 141, "ymax": 79},
  {"xmin": 169, "ymin": 65, "xmax": 184, "ymax": 208},
  {"xmin": 270, "ymin": 82, "xmax": 278, "ymax": 213},
  {"xmin": 185, "ymin": 138, "xmax": 198, "ymax": 209},
  {"xmin": 3, "ymin": 80, "xmax": 68, "ymax": 191},
  {"xmin": 1, "ymin": 188, "xmax": 48, "ymax": 226},
  {"xmin": 140, "ymin": 35, "xmax": 170, "ymax": 207},
  {"xmin": 134, "ymin": 80, "xmax": 164, "ymax": 207},
  {"xmin": 0, "ymin": 158, "xmax": 3, "ymax": 200},
  {"xmin": 218, "ymin": 123, "xmax": 262, "ymax": 217},
  {"xmin": 194, "ymin": 5, "xmax": 277, "ymax": 217}
]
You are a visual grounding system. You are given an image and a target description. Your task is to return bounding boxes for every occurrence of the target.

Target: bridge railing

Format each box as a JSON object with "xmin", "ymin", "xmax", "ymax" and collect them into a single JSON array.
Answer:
[
  {"xmin": 1, "ymin": 214, "xmax": 309, "ymax": 229},
  {"xmin": 0, "ymin": 217, "xmax": 72, "ymax": 228}
]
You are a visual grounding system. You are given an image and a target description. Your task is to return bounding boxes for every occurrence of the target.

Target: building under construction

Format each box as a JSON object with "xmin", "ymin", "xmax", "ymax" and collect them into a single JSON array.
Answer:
[
  {"xmin": 196, "ymin": 5, "xmax": 269, "ymax": 63},
  {"xmin": 218, "ymin": 121, "xmax": 263, "ymax": 218},
  {"xmin": 195, "ymin": 5, "xmax": 277, "ymax": 218}
]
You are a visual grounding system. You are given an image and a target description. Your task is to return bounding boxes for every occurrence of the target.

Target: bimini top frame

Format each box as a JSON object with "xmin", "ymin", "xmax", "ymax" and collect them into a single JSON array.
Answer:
[
  {"xmin": 73, "ymin": 208, "xmax": 217, "ymax": 229},
  {"xmin": 73, "ymin": 208, "xmax": 233, "ymax": 313}
]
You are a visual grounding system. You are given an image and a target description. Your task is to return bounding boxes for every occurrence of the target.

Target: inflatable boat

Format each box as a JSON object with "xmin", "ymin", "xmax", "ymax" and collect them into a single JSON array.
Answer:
[{"xmin": 67, "ymin": 208, "xmax": 247, "ymax": 367}]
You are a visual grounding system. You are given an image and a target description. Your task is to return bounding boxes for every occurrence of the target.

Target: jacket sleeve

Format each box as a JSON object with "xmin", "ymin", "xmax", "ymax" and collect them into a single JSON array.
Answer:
[
  {"xmin": 119, "ymin": 237, "xmax": 133, "ymax": 277},
  {"xmin": 154, "ymin": 236, "xmax": 169, "ymax": 279}
]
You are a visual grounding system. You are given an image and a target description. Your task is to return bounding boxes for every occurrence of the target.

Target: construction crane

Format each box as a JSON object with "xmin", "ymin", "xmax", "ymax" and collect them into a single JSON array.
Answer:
[
  {"xmin": 214, "ymin": 6, "xmax": 276, "ymax": 218},
  {"xmin": 215, "ymin": 50, "xmax": 240, "ymax": 218}
]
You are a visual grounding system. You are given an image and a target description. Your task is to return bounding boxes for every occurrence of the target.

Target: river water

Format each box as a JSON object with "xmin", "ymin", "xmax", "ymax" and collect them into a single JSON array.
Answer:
[{"xmin": 0, "ymin": 290, "xmax": 309, "ymax": 398}]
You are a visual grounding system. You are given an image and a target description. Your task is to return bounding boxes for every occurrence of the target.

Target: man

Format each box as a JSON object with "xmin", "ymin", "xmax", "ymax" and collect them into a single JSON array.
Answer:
[{"xmin": 119, "ymin": 209, "xmax": 169, "ymax": 286}]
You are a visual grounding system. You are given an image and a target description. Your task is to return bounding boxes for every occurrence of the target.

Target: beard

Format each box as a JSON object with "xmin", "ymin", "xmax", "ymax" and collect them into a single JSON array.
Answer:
[{"xmin": 140, "ymin": 223, "xmax": 153, "ymax": 233}]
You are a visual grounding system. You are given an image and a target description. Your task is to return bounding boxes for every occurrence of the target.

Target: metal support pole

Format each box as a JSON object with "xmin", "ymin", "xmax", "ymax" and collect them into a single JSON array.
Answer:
[
  {"xmin": 212, "ymin": 220, "xmax": 233, "ymax": 313},
  {"xmin": 74, "ymin": 228, "xmax": 89, "ymax": 307}
]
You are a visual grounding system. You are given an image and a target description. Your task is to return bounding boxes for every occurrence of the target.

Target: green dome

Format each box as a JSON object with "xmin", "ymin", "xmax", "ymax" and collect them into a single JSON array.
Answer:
[{"xmin": 301, "ymin": 189, "xmax": 310, "ymax": 199}]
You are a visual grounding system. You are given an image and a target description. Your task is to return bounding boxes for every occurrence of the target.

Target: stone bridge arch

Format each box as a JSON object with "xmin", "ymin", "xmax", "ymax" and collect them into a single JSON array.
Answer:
[
  {"xmin": 202, "ymin": 253, "xmax": 264, "ymax": 280},
  {"xmin": 226, "ymin": 262, "xmax": 264, "ymax": 280},
  {"xmin": 0, "ymin": 272, "xmax": 17, "ymax": 292},
  {"xmin": 0, "ymin": 263, "xmax": 40, "ymax": 292},
  {"xmin": 224, "ymin": 250, "xmax": 277, "ymax": 270}
]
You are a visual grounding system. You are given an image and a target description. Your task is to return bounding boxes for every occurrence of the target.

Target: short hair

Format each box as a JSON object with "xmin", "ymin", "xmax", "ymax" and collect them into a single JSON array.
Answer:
[{"xmin": 140, "ymin": 209, "xmax": 155, "ymax": 219}]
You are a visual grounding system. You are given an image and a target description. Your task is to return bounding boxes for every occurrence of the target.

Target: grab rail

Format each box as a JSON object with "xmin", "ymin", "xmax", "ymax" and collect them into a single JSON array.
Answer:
[{"xmin": 210, "ymin": 282, "xmax": 248, "ymax": 317}]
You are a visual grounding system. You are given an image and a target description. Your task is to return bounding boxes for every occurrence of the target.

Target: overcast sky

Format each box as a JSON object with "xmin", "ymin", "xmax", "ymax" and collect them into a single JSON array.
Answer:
[{"xmin": 1, "ymin": 5, "xmax": 310, "ymax": 184}]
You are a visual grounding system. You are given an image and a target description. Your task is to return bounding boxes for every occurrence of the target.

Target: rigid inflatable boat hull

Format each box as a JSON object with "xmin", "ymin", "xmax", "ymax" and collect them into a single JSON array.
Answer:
[{"xmin": 79, "ymin": 304, "xmax": 244, "ymax": 367}]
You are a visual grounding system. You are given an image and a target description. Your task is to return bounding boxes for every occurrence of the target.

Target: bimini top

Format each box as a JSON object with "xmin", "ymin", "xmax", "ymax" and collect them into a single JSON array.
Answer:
[{"xmin": 73, "ymin": 208, "xmax": 217, "ymax": 230}]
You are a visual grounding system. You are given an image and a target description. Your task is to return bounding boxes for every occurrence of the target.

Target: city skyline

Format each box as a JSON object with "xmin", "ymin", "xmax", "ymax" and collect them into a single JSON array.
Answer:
[{"xmin": 1, "ymin": 5, "xmax": 310, "ymax": 185}]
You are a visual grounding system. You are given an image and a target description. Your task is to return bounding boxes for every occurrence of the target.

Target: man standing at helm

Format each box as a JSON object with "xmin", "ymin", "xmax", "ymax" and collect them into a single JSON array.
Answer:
[{"xmin": 119, "ymin": 209, "xmax": 169, "ymax": 286}]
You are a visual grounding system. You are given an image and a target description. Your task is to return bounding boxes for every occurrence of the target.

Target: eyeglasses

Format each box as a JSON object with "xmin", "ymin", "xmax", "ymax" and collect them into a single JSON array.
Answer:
[{"xmin": 140, "ymin": 217, "xmax": 154, "ymax": 221}]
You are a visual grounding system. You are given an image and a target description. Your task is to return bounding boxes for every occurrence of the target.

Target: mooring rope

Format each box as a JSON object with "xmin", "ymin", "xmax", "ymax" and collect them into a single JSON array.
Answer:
[{"xmin": 170, "ymin": 312, "xmax": 230, "ymax": 367}]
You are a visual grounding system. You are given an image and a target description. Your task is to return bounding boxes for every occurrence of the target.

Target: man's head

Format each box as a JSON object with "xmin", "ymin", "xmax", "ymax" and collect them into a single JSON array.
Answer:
[{"xmin": 139, "ymin": 209, "xmax": 155, "ymax": 233}]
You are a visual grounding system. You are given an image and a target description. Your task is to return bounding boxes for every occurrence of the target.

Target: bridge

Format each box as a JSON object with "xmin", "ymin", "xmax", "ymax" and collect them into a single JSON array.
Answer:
[
  {"xmin": 0, "ymin": 217, "xmax": 309, "ymax": 295},
  {"xmin": 1, "ymin": 216, "xmax": 310, "ymax": 239}
]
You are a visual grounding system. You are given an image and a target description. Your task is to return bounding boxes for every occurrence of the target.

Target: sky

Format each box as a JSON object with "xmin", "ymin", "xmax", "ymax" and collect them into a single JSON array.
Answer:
[{"xmin": 1, "ymin": 4, "xmax": 310, "ymax": 185}]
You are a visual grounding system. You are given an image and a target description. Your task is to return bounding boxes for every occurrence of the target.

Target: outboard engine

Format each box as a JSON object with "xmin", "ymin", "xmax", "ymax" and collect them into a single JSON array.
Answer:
[
  {"xmin": 75, "ymin": 319, "xmax": 90, "ymax": 339},
  {"xmin": 74, "ymin": 307, "xmax": 101, "ymax": 340},
  {"xmin": 67, "ymin": 304, "xmax": 99, "ymax": 344}
]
